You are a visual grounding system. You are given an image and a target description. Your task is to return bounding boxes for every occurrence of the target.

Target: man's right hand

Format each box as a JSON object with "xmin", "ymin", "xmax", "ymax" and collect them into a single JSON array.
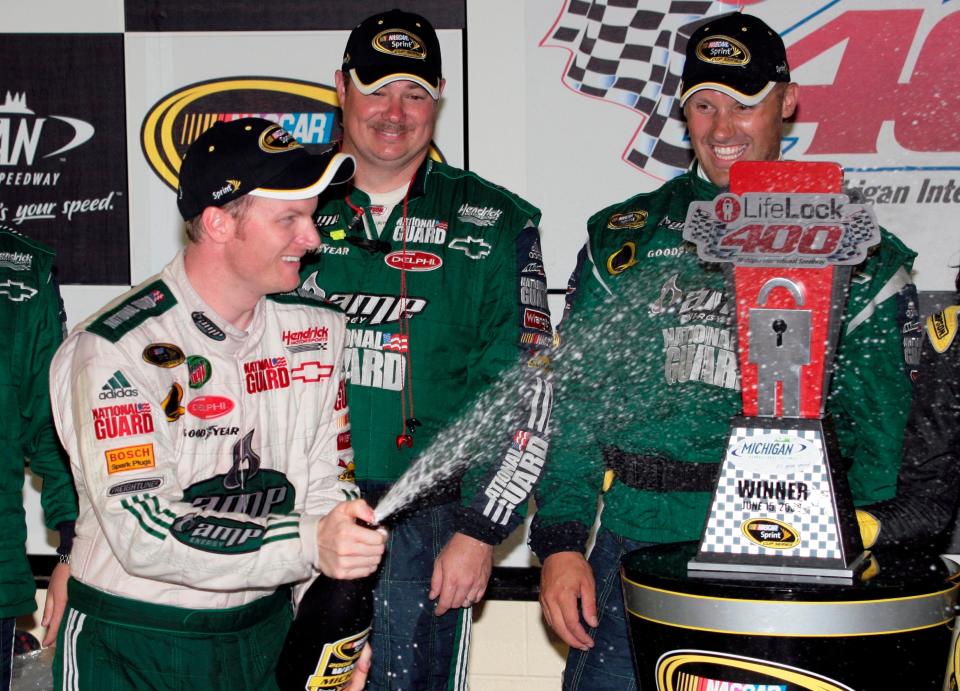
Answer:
[
  {"xmin": 539, "ymin": 551, "xmax": 597, "ymax": 651},
  {"xmin": 315, "ymin": 499, "xmax": 386, "ymax": 579}
]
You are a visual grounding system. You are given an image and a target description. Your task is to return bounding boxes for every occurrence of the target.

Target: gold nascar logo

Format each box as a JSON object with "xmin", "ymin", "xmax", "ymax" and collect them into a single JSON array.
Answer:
[
  {"xmin": 140, "ymin": 77, "xmax": 339, "ymax": 191},
  {"xmin": 373, "ymin": 29, "xmax": 426, "ymax": 59},
  {"xmin": 259, "ymin": 125, "xmax": 302, "ymax": 153},
  {"xmin": 696, "ymin": 35, "xmax": 751, "ymax": 66},
  {"xmin": 742, "ymin": 518, "xmax": 800, "ymax": 549},
  {"xmin": 607, "ymin": 210, "xmax": 647, "ymax": 230},
  {"xmin": 658, "ymin": 651, "xmax": 852, "ymax": 691}
]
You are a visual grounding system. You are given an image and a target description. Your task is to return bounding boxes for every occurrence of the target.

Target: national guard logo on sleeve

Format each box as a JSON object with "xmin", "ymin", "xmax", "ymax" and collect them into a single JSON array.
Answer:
[{"xmin": 927, "ymin": 305, "xmax": 959, "ymax": 354}]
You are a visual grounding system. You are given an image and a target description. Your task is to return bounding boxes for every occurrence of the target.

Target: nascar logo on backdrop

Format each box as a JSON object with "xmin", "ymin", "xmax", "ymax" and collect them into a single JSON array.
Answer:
[
  {"xmin": 140, "ymin": 77, "xmax": 340, "ymax": 191},
  {"xmin": 542, "ymin": 0, "xmax": 959, "ymax": 180},
  {"xmin": 141, "ymin": 77, "xmax": 446, "ymax": 191}
]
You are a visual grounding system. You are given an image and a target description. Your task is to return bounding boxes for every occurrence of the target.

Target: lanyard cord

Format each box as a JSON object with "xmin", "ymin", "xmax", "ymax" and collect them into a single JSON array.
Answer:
[
  {"xmin": 343, "ymin": 196, "xmax": 365, "ymax": 233},
  {"xmin": 344, "ymin": 191, "xmax": 419, "ymax": 447},
  {"xmin": 397, "ymin": 190, "xmax": 419, "ymax": 446}
]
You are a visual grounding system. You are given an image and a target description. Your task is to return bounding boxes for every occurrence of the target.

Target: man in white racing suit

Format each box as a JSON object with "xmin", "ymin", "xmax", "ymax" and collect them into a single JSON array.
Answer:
[{"xmin": 49, "ymin": 118, "xmax": 385, "ymax": 690}]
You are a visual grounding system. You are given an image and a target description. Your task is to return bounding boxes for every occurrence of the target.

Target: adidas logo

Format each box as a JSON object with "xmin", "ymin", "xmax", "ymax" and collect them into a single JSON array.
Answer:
[{"xmin": 99, "ymin": 370, "xmax": 139, "ymax": 400}]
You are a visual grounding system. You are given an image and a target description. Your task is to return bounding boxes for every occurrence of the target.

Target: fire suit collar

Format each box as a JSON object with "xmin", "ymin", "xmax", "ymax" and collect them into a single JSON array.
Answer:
[
  {"xmin": 407, "ymin": 157, "xmax": 432, "ymax": 199},
  {"xmin": 690, "ymin": 160, "xmax": 722, "ymax": 199},
  {"xmin": 344, "ymin": 157, "xmax": 432, "ymax": 214},
  {"xmin": 167, "ymin": 250, "xmax": 265, "ymax": 349}
]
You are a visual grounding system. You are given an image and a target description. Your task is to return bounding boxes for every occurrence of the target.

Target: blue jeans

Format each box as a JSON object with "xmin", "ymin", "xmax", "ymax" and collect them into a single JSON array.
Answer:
[
  {"xmin": 360, "ymin": 482, "xmax": 471, "ymax": 691},
  {"xmin": 563, "ymin": 528, "xmax": 649, "ymax": 691},
  {"xmin": 1, "ymin": 617, "xmax": 13, "ymax": 691}
]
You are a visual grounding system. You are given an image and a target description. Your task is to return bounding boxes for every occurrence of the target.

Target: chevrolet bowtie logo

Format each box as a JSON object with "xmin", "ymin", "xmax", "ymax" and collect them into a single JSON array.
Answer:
[
  {"xmin": 0, "ymin": 279, "xmax": 38, "ymax": 302},
  {"xmin": 448, "ymin": 236, "xmax": 492, "ymax": 259},
  {"xmin": 290, "ymin": 361, "xmax": 334, "ymax": 383}
]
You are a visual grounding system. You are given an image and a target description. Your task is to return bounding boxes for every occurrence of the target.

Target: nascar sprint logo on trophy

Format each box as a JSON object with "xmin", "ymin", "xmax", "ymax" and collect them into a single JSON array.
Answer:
[{"xmin": 685, "ymin": 161, "xmax": 878, "ymax": 580}]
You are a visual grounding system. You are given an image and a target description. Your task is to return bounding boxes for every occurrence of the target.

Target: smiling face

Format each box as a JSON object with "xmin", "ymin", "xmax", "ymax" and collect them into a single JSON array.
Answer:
[
  {"xmin": 224, "ymin": 195, "xmax": 320, "ymax": 297},
  {"xmin": 336, "ymin": 71, "xmax": 443, "ymax": 190},
  {"xmin": 683, "ymin": 83, "xmax": 798, "ymax": 187}
]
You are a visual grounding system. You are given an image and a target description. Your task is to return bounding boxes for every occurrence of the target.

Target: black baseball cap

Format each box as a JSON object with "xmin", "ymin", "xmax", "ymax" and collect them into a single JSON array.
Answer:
[
  {"xmin": 176, "ymin": 118, "xmax": 355, "ymax": 221},
  {"xmin": 342, "ymin": 9, "xmax": 442, "ymax": 99},
  {"xmin": 680, "ymin": 13, "xmax": 790, "ymax": 107}
]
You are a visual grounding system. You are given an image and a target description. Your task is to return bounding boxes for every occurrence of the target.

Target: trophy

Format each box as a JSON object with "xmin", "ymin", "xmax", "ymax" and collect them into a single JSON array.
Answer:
[{"xmin": 684, "ymin": 161, "xmax": 879, "ymax": 580}]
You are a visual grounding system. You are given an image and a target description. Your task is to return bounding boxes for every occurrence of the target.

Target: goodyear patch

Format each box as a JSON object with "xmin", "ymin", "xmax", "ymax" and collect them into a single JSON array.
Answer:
[
  {"xmin": 607, "ymin": 210, "xmax": 647, "ymax": 230},
  {"xmin": 105, "ymin": 443, "xmax": 156, "ymax": 474},
  {"xmin": 927, "ymin": 305, "xmax": 959, "ymax": 354}
]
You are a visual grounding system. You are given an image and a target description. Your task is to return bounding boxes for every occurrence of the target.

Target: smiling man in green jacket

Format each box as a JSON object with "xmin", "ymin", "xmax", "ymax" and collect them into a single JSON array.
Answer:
[{"xmin": 530, "ymin": 13, "xmax": 919, "ymax": 691}]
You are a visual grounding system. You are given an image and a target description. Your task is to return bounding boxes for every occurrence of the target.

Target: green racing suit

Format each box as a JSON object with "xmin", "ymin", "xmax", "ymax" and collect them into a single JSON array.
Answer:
[
  {"xmin": 0, "ymin": 228, "xmax": 76, "ymax": 620},
  {"xmin": 299, "ymin": 158, "xmax": 553, "ymax": 543},
  {"xmin": 530, "ymin": 167, "xmax": 918, "ymax": 557}
]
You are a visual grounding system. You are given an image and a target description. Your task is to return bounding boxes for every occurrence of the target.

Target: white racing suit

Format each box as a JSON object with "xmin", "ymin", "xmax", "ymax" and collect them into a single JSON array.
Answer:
[{"xmin": 50, "ymin": 251, "xmax": 358, "ymax": 610}]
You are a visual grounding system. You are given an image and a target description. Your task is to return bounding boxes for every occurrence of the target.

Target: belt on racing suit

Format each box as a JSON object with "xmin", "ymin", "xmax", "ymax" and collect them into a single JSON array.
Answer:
[{"xmin": 603, "ymin": 446, "xmax": 720, "ymax": 492}]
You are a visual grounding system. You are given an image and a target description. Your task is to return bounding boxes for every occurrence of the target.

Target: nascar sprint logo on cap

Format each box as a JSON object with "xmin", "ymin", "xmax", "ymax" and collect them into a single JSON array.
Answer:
[
  {"xmin": 373, "ymin": 30, "xmax": 426, "ymax": 59},
  {"xmin": 696, "ymin": 35, "xmax": 751, "ymax": 66},
  {"xmin": 260, "ymin": 124, "xmax": 301, "ymax": 153},
  {"xmin": 683, "ymin": 192, "xmax": 880, "ymax": 267}
]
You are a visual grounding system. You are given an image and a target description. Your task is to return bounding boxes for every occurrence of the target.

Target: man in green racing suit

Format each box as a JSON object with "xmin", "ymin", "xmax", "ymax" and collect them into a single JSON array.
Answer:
[
  {"xmin": 530, "ymin": 13, "xmax": 919, "ymax": 690},
  {"xmin": 298, "ymin": 9, "xmax": 553, "ymax": 689}
]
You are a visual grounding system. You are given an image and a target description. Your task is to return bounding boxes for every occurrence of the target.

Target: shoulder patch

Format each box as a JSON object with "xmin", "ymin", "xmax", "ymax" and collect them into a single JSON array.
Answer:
[
  {"xmin": 607, "ymin": 210, "xmax": 647, "ymax": 230},
  {"xmin": 0, "ymin": 225, "xmax": 55, "ymax": 258},
  {"xmin": 429, "ymin": 162, "xmax": 540, "ymax": 222},
  {"xmin": 0, "ymin": 226, "xmax": 55, "ymax": 277},
  {"xmin": 87, "ymin": 280, "xmax": 177, "ymax": 343},
  {"xmin": 926, "ymin": 305, "xmax": 960, "ymax": 354}
]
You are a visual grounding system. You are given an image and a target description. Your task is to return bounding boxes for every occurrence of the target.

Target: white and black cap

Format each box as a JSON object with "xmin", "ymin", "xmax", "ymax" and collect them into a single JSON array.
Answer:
[{"xmin": 177, "ymin": 118, "xmax": 355, "ymax": 221}]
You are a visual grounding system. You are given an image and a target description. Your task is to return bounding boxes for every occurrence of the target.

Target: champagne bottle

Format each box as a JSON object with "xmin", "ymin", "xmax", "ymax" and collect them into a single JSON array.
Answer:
[{"xmin": 276, "ymin": 573, "xmax": 375, "ymax": 691}]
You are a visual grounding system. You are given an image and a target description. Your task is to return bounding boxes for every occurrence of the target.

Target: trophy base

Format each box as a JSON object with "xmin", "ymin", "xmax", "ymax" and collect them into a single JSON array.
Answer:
[
  {"xmin": 690, "ymin": 416, "xmax": 865, "ymax": 580},
  {"xmin": 688, "ymin": 550, "xmax": 871, "ymax": 584}
]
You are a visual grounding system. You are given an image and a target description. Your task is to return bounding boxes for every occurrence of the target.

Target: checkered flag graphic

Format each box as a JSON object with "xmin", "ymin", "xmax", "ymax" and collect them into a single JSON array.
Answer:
[
  {"xmin": 832, "ymin": 208, "xmax": 881, "ymax": 264},
  {"xmin": 683, "ymin": 204, "xmax": 733, "ymax": 259},
  {"xmin": 543, "ymin": 0, "xmax": 724, "ymax": 179}
]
